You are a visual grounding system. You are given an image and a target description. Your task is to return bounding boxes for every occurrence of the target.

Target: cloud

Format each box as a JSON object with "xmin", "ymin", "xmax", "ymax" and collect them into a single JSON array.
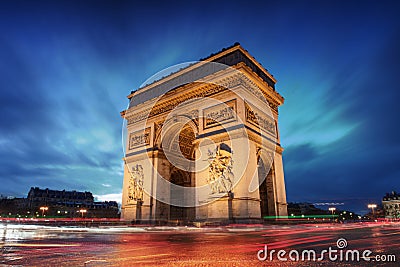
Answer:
[
  {"xmin": 0, "ymin": 30, "xmax": 126, "ymax": 197},
  {"xmin": 94, "ymin": 193, "xmax": 122, "ymax": 204},
  {"xmin": 282, "ymin": 30, "xmax": 400, "ymax": 213}
]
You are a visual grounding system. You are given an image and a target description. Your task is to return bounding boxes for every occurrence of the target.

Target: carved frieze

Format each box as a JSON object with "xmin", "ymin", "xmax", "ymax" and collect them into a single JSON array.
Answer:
[
  {"xmin": 245, "ymin": 102, "xmax": 276, "ymax": 137},
  {"xmin": 129, "ymin": 128, "xmax": 151, "ymax": 150},
  {"xmin": 203, "ymin": 99, "xmax": 237, "ymax": 129}
]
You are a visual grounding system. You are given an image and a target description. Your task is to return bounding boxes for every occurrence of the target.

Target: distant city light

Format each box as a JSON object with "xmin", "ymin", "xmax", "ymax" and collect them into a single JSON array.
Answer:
[
  {"xmin": 314, "ymin": 203, "xmax": 344, "ymax": 206},
  {"xmin": 368, "ymin": 204, "xmax": 377, "ymax": 218},
  {"xmin": 39, "ymin": 206, "xmax": 48, "ymax": 217},
  {"xmin": 329, "ymin": 207, "xmax": 336, "ymax": 222},
  {"xmin": 79, "ymin": 209, "xmax": 87, "ymax": 218}
]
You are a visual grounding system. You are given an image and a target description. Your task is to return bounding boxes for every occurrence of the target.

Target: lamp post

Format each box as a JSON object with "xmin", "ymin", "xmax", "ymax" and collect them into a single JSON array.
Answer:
[
  {"xmin": 79, "ymin": 209, "xmax": 87, "ymax": 218},
  {"xmin": 39, "ymin": 206, "xmax": 48, "ymax": 217},
  {"xmin": 368, "ymin": 204, "xmax": 377, "ymax": 219},
  {"xmin": 329, "ymin": 207, "xmax": 336, "ymax": 222}
]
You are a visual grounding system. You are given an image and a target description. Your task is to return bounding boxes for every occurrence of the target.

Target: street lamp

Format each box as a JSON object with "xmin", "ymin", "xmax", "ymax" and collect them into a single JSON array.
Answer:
[
  {"xmin": 329, "ymin": 207, "xmax": 336, "ymax": 222},
  {"xmin": 39, "ymin": 206, "xmax": 48, "ymax": 217},
  {"xmin": 368, "ymin": 204, "xmax": 377, "ymax": 218},
  {"xmin": 79, "ymin": 209, "xmax": 87, "ymax": 218}
]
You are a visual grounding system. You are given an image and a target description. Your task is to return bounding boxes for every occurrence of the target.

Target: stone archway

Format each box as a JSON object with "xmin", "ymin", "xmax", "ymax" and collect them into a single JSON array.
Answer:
[
  {"xmin": 257, "ymin": 155, "xmax": 276, "ymax": 218},
  {"xmin": 169, "ymin": 169, "xmax": 188, "ymax": 222},
  {"xmin": 162, "ymin": 122, "xmax": 197, "ymax": 223}
]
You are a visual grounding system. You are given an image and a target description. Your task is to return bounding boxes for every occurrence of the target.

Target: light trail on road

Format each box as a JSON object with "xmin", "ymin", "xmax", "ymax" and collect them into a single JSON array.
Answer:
[{"xmin": 1, "ymin": 222, "xmax": 399, "ymax": 266}]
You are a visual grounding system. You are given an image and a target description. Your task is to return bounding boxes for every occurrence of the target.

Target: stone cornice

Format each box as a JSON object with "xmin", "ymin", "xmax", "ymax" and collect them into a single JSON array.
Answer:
[{"xmin": 235, "ymin": 62, "xmax": 284, "ymax": 105}]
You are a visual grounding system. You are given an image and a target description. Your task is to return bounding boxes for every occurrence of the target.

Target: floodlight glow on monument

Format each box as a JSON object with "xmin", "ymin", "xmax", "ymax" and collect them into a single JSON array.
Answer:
[{"xmin": 120, "ymin": 43, "xmax": 288, "ymax": 224}]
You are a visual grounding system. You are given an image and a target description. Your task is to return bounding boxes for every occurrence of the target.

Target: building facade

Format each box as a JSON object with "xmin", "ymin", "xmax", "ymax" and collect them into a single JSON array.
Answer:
[
  {"xmin": 0, "ymin": 187, "xmax": 119, "ymax": 218},
  {"xmin": 121, "ymin": 43, "xmax": 288, "ymax": 224},
  {"xmin": 382, "ymin": 191, "xmax": 400, "ymax": 219}
]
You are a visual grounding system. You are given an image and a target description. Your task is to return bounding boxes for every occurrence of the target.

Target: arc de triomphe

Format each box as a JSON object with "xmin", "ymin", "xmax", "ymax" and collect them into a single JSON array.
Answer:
[{"xmin": 121, "ymin": 43, "xmax": 288, "ymax": 224}]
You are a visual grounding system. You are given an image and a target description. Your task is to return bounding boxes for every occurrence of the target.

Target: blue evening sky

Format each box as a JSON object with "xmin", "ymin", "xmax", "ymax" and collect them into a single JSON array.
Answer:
[{"xmin": 1, "ymin": 0, "xmax": 399, "ymax": 214}]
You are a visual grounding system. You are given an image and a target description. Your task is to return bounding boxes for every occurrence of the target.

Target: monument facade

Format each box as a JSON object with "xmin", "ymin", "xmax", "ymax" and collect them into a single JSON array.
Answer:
[{"xmin": 121, "ymin": 43, "xmax": 288, "ymax": 224}]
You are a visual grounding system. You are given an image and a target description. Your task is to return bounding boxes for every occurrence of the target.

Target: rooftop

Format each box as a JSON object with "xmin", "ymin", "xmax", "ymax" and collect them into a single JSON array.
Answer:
[
  {"xmin": 127, "ymin": 43, "xmax": 277, "ymax": 107},
  {"xmin": 383, "ymin": 191, "xmax": 399, "ymax": 201}
]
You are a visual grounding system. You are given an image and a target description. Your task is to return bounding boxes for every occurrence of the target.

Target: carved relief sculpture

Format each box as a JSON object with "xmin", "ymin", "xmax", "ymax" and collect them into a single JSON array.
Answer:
[
  {"xmin": 207, "ymin": 143, "xmax": 234, "ymax": 194},
  {"xmin": 203, "ymin": 100, "xmax": 236, "ymax": 129},
  {"xmin": 129, "ymin": 128, "xmax": 151, "ymax": 149},
  {"xmin": 245, "ymin": 102, "xmax": 276, "ymax": 137},
  {"xmin": 128, "ymin": 164, "xmax": 144, "ymax": 202}
]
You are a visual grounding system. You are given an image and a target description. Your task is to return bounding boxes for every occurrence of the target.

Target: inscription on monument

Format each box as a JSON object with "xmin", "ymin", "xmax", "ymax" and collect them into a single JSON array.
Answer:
[
  {"xmin": 129, "ymin": 128, "xmax": 151, "ymax": 149},
  {"xmin": 203, "ymin": 99, "xmax": 237, "ymax": 129}
]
